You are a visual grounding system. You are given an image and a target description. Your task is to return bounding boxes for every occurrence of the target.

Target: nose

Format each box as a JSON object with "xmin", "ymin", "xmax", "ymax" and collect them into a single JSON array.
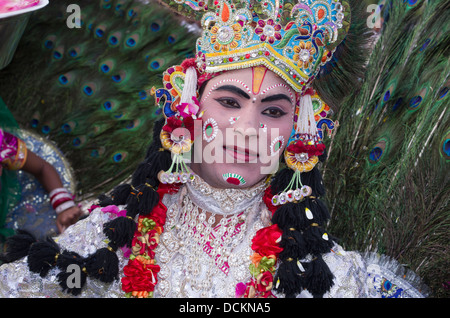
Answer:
[{"xmin": 232, "ymin": 104, "xmax": 259, "ymax": 138}]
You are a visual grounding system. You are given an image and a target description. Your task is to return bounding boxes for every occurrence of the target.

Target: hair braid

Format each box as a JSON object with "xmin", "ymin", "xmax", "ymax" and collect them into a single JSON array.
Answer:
[{"xmin": 271, "ymin": 152, "xmax": 335, "ymax": 298}]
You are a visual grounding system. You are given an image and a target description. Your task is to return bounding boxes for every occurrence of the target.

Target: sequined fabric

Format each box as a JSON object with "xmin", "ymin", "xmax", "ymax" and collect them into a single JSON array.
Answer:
[
  {"xmin": 0, "ymin": 182, "xmax": 427, "ymax": 298},
  {"xmin": 0, "ymin": 209, "xmax": 126, "ymax": 298}
]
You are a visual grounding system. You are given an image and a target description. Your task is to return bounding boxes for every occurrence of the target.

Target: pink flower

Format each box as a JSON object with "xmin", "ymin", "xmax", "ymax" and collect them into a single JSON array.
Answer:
[
  {"xmin": 255, "ymin": 19, "xmax": 282, "ymax": 44},
  {"xmin": 235, "ymin": 282, "xmax": 247, "ymax": 298},
  {"xmin": 176, "ymin": 97, "xmax": 200, "ymax": 119},
  {"xmin": 100, "ymin": 205, "xmax": 127, "ymax": 218}
]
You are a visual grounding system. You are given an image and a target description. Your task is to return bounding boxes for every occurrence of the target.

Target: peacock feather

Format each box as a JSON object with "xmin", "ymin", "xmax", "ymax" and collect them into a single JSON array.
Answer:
[
  {"xmin": 321, "ymin": 0, "xmax": 450, "ymax": 297},
  {"xmin": 0, "ymin": 0, "xmax": 199, "ymax": 199}
]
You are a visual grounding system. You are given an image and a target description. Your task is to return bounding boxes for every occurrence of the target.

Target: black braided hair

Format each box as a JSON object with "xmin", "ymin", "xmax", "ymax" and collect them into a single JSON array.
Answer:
[{"xmin": 271, "ymin": 150, "xmax": 336, "ymax": 298}]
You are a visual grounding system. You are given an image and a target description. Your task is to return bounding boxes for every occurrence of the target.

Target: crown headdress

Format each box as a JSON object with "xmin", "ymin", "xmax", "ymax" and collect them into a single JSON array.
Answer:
[{"xmin": 195, "ymin": 0, "xmax": 346, "ymax": 93}]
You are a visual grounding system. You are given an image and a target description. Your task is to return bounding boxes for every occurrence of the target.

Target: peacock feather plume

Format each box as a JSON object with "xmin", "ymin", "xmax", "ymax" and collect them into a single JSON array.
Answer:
[
  {"xmin": 322, "ymin": 0, "xmax": 450, "ymax": 297},
  {"xmin": 0, "ymin": 0, "xmax": 199, "ymax": 199}
]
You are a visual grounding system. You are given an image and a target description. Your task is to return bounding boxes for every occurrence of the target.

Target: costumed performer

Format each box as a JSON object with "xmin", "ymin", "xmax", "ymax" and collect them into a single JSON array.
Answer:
[{"xmin": 0, "ymin": 0, "xmax": 429, "ymax": 298}]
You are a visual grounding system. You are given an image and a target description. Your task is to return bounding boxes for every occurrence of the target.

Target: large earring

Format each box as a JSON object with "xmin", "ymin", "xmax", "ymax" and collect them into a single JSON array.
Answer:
[
  {"xmin": 156, "ymin": 63, "xmax": 202, "ymax": 184},
  {"xmin": 271, "ymin": 89, "xmax": 325, "ymax": 206}
]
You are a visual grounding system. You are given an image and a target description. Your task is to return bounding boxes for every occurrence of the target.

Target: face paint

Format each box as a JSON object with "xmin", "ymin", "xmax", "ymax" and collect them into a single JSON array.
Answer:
[
  {"xmin": 203, "ymin": 117, "xmax": 218, "ymax": 142},
  {"xmin": 261, "ymin": 83, "xmax": 295, "ymax": 105},
  {"xmin": 222, "ymin": 173, "xmax": 246, "ymax": 186},
  {"xmin": 191, "ymin": 67, "xmax": 295, "ymax": 189},
  {"xmin": 259, "ymin": 123, "xmax": 267, "ymax": 132},
  {"xmin": 252, "ymin": 66, "xmax": 268, "ymax": 95},
  {"xmin": 270, "ymin": 135, "xmax": 285, "ymax": 156},
  {"xmin": 200, "ymin": 78, "xmax": 251, "ymax": 104}
]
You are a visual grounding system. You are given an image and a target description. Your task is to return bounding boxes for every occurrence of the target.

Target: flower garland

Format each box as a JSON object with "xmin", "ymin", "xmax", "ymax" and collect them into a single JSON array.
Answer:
[
  {"xmin": 121, "ymin": 183, "xmax": 180, "ymax": 298},
  {"xmin": 236, "ymin": 186, "xmax": 282, "ymax": 298},
  {"xmin": 120, "ymin": 181, "xmax": 283, "ymax": 298}
]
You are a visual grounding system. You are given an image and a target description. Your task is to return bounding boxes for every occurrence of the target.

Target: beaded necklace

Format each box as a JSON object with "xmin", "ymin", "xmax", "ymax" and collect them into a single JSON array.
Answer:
[{"xmin": 121, "ymin": 177, "xmax": 282, "ymax": 298}]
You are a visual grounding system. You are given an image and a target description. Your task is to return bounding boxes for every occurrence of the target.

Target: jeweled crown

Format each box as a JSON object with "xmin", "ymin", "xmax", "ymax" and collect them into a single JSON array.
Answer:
[{"xmin": 194, "ymin": 0, "xmax": 347, "ymax": 93}]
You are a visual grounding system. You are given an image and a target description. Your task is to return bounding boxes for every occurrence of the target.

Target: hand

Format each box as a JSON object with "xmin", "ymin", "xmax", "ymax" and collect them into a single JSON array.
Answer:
[{"xmin": 56, "ymin": 205, "xmax": 83, "ymax": 233}]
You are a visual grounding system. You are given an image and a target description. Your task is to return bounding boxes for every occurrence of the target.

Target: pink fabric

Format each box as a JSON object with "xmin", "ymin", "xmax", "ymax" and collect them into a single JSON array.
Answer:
[
  {"xmin": 0, "ymin": 0, "xmax": 40, "ymax": 13},
  {"xmin": 0, "ymin": 128, "xmax": 19, "ymax": 164}
]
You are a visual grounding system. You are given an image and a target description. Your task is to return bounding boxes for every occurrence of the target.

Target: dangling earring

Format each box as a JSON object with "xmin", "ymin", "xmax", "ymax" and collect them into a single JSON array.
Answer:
[
  {"xmin": 157, "ymin": 64, "xmax": 202, "ymax": 184},
  {"xmin": 271, "ymin": 89, "xmax": 325, "ymax": 206}
]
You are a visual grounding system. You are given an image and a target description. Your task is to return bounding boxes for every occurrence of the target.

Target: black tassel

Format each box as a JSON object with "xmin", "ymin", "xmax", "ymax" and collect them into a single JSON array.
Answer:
[
  {"xmin": 274, "ymin": 258, "xmax": 303, "ymax": 297},
  {"xmin": 301, "ymin": 167, "xmax": 326, "ymax": 197},
  {"xmin": 309, "ymin": 198, "xmax": 331, "ymax": 225},
  {"xmin": 146, "ymin": 150, "xmax": 172, "ymax": 187},
  {"xmin": 27, "ymin": 237, "xmax": 60, "ymax": 277},
  {"xmin": 56, "ymin": 250, "xmax": 88, "ymax": 296},
  {"xmin": 132, "ymin": 161, "xmax": 154, "ymax": 187},
  {"xmin": 302, "ymin": 256, "xmax": 335, "ymax": 298},
  {"xmin": 137, "ymin": 182, "xmax": 160, "ymax": 216},
  {"xmin": 103, "ymin": 216, "xmax": 136, "ymax": 248},
  {"xmin": 279, "ymin": 229, "xmax": 309, "ymax": 260},
  {"xmin": 272, "ymin": 202, "xmax": 309, "ymax": 231},
  {"xmin": 0, "ymin": 229, "xmax": 36, "ymax": 263},
  {"xmin": 111, "ymin": 183, "xmax": 132, "ymax": 206},
  {"xmin": 84, "ymin": 247, "xmax": 119, "ymax": 283},
  {"xmin": 269, "ymin": 168, "xmax": 293, "ymax": 194},
  {"xmin": 303, "ymin": 225, "xmax": 334, "ymax": 255},
  {"xmin": 125, "ymin": 187, "xmax": 140, "ymax": 218},
  {"xmin": 97, "ymin": 194, "xmax": 114, "ymax": 207}
]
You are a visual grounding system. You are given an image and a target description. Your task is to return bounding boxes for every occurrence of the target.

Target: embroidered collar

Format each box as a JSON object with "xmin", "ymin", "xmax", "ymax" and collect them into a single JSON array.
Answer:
[{"xmin": 186, "ymin": 172, "xmax": 269, "ymax": 215}]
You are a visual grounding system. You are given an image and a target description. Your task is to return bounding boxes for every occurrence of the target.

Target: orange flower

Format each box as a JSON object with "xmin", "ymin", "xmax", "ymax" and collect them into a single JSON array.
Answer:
[
  {"xmin": 293, "ymin": 41, "xmax": 316, "ymax": 69},
  {"xmin": 210, "ymin": 23, "xmax": 242, "ymax": 52},
  {"xmin": 250, "ymin": 253, "xmax": 263, "ymax": 267}
]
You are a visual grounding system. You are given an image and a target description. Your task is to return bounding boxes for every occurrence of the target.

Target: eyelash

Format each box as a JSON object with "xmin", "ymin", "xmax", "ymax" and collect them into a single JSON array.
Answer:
[{"xmin": 214, "ymin": 98, "xmax": 287, "ymax": 118}]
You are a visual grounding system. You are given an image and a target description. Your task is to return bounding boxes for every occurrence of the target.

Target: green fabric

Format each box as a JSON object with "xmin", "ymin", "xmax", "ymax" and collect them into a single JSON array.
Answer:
[{"xmin": 0, "ymin": 96, "xmax": 21, "ymax": 240}]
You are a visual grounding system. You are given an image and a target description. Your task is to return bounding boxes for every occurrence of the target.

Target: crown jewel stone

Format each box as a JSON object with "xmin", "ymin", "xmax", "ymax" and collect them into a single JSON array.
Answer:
[
  {"xmin": 299, "ymin": 49, "xmax": 311, "ymax": 62},
  {"xmin": 263, "ymin": 25, "xmax": 275, "ymax": 37},
  {"xmin": 217, "ymin": 25, "xmax": 234, "ymax": 43}
]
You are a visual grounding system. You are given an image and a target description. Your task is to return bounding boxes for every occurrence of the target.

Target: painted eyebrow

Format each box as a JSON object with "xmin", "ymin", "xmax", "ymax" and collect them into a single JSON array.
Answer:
[
  {"xmin": 261, "ymin": 93, "xmax": 292, "ymax": 104},
  {"xmin": 213, "ymin": 85, "xmax": 250, "ymax": 99}
]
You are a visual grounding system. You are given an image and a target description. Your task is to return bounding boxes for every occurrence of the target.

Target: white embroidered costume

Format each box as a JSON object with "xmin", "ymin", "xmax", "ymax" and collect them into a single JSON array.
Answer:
[{"xmin": 0, "ymin": 174, "xmax": 426, "ymax": 298}]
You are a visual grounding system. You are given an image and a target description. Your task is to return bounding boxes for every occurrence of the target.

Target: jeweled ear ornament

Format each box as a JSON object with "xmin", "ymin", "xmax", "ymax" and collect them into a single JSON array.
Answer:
[
  {"xmin": 158, "ymin": 63, "xmax": 202, "ymax": 185},
  {"xmin": 272, "ymin": 90, "xmax": 325, "ymax": 206},
  {"xmin": 159, "ymin": 121, "xmax": 195, "ymax": 184}
]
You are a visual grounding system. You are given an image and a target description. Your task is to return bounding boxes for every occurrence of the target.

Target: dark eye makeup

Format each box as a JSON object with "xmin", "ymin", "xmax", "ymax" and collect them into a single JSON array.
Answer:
[{"xmin": 214, "ymin": 97, "xmax": 288, "ymax": 118}]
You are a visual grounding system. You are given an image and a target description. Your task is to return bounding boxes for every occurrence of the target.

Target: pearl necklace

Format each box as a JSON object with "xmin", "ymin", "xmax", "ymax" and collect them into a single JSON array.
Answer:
[{"xmin": 155, "ymin": 177, "xmax": 269, "ymax": 297}]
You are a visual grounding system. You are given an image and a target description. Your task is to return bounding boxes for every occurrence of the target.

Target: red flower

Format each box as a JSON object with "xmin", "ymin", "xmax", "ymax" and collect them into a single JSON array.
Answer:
[
  {"xmin": 251, "ymin": 224, "xmax": 283, "ymax": 257},
  {"xmin": 286, "ymin": 139, "xmax": 325, "ymax": 156},
  {"xmin": 256, "ymin": 271, "xmax": 274, "ymax": 293},
  {"xmin": 121, "ymin": 259, "xmax": 160, "ymax": 293},
  {"xmin": 262, "ymin": 186, "xmax": 278, "ymax": 215},
  {"xmin": 147, "ymin": 229, "xmax": 159, "ymax": 250},
  {"xmin": 149, "ymin": 201, "xmax": 168, "ymax": 227},
  {"xmin": 131, "ymin": 236, "xmax": 146, "ymax": 255},
  {"xmin": 162, "ymin": 116, "xmax": 183, "ymax": 133}
]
